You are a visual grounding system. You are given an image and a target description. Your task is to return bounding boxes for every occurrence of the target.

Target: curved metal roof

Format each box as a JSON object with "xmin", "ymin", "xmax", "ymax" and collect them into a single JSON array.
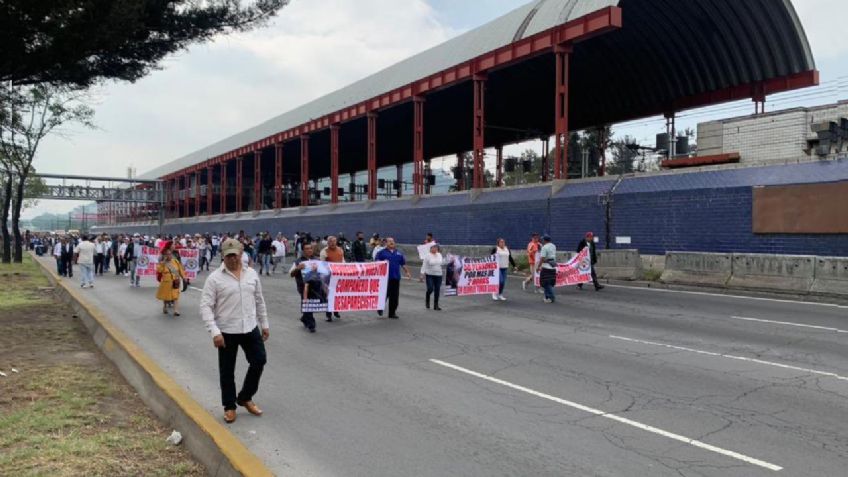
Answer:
[{"xmin": 142, "ymin": 0, "xmax": 815, "ymax": 180}]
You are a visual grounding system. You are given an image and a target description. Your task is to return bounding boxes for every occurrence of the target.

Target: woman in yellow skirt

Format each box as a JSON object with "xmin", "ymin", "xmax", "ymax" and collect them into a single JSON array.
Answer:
[{"xmin": 156, "ymin": 242, "xmax": 186, "ymax": 316}]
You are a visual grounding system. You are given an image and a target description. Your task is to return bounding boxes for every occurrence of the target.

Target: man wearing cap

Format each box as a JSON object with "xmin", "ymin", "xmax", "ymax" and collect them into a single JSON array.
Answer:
[
  {"xmin": 537, "ymin": 235, "xmax": 557, "ymax": 303},
  {"xmin": 577, "ymin": 232, "xmax": 604, "ymax": 291},
  {"xmin": 200, "ymin": 238, "xmax": 270, "ymax": 424}
]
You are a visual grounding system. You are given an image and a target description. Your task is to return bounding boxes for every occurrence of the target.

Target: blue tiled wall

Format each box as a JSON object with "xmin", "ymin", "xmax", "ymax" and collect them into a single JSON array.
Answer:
[{"xmin": 97, "ymin": 161, "xmax": 848, "ymax": 257}]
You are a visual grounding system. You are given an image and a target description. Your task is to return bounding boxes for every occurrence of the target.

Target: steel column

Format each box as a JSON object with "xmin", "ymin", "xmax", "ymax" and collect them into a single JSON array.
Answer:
[
  {"xmin": 300, "ymin": 135, "xmax": 310, "ymax": 206},
  {"xmin": 220, "ymin": 163, "xmax": 227, "ymax": 214},
  {"xmin": 413, "ymin": 97, "xmax": 425, "ymax": 195},
  {"xmin": 542, "ymin": 138, "xmax": 550, "ymax": 182},
  {"xmin": 367, "ymin": 113, "xmax": 377, "ymax": 200},
  {"xmin": 496, "ymin": 146, "xmax": 503, "ymax": 186},
  {"xmin": 274, "ymin": 143, "xmax": 283, "ymax": 209},
  {"xmin": 396, "ymin": 164, "xmax": 403, "ymax": 198},
  {"xmin": 456, "ymin": 153, "xmax": 465, "ymax": 191},
  {"xmin": 554, "ymin": 45, "xmax": 571, "ymax": 180},
  {"xmin": 349, "ymin": 172, "xmax": 356, "ymax": 202},
  {"xmin": 472, "ymin": 75, "xmax": 486, "ymax": 189},
  {"xmin": 206, "ymin": 166, "xmax": 213, "ymax": 215},
  {"xmin": 254, "ymin": 151, "xmax": 262, "ymax": 211},
  {"xmin": 236, "ymin": 157, "xmax": 243, "ymax": 213},
  {"xmin": 330, "ymin": 125, "xmax": 340, "ymax": 204},
  {"xmin": 194, "ymin": 172, "xmax": 200, "ymax": 217},
  {"xmin": 183, "ymin": 174, "xmax": 189, "ymax": 217}
]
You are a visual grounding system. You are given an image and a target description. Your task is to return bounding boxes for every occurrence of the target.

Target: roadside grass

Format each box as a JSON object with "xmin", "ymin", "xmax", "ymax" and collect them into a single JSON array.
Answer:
[
  {"xmin": 0, "ymin": 257, "xmax": 204, "ymax": 477},
  {"xmin": 0, "ymin": 255, "xmax": 51, "ymax": 309},
  {"xmin": 642, "ymin": 269, "xmax": 663, "ymax": 282}
]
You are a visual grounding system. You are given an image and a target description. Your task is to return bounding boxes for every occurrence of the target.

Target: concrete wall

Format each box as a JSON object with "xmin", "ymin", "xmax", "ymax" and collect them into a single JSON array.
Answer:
[{"xmin": 95, "ymin": 161, "xmax": 848, "ymax": 258}]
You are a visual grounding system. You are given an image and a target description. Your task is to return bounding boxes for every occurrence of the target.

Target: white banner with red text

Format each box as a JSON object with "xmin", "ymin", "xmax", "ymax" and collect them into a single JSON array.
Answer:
[
  {"xmin": 444, "ymin": 255, "xmax": 500, "ymax": 296},
  {"xmin": 301, "ymin": 261, "xmax": 389, "ymax": 313},
  {"xmin": 534, "ymin": 247, "xmax": 593, "ymax": 287}
]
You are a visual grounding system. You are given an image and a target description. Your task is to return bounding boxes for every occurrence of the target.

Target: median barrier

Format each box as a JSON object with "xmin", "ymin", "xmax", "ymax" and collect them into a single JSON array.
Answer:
[
  {"xmin": 660, "ymin": 252, "xmax": 732, "ymax": 287},
  {"xmin": 596, "ymin": 249, "xmax": 642, "ymax": 280},
  {"xmin": 811, "ymin": 256, "xmax": 848, "ymax": 296},
  {"xmin": 727, "ymin": 253, "xmax": 815, "ymax": 293}
]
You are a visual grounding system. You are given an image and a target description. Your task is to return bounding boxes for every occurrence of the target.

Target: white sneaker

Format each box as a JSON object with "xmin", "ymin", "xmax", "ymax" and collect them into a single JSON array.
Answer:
[
  {"xmin": 499, "ymin": 295, "xmax": 506, "ymax": 301},
  {"xmin": 492, "ymin": 294, "xmax": 499, "ymax": 301},
  {"xmin": 544, "ymin": 298, "xmax": 552, "ymax": 303}
]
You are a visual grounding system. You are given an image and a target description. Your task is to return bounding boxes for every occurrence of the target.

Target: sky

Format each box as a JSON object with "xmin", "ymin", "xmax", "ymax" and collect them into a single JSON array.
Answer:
[{"xmin": 27, "ymin": 0, "xmax": 848, "ymax": 218}]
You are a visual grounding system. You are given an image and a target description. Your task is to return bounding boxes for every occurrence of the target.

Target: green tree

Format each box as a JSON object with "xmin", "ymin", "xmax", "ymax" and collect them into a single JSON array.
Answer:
[
  {"xmin": 0, "ymin": 84, "xmax": 95, "ymax": 262},
  {"xmin": 1, "ymin": 0, "xmax": 289, "ymax": 87},
  {"xmin": 607, "ymin": 136, "xmax": 639, "ymax": 175}
]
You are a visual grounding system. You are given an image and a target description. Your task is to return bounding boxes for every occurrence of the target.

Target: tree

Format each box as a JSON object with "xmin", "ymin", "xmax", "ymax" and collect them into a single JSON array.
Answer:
[
  {"xmin": 502, "ymin": 149, "xmax": 543, "ymax": 186},
  {"xmin": 607, "ymin": 136, "xmax": 640, "ymax": 176},
  {"xmin": 1, "ymin": 0, "xmax": 289, "ymax": 87},
  {"xmin": 0, "ymin": 84, "xmax": 95, "ymax": 262}
]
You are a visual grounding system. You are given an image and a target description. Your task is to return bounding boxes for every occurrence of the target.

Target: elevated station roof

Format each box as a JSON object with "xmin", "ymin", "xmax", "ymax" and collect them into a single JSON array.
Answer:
[{"xmin": 144, "ymin": 0, "xmax": 817, "ymax": 180}]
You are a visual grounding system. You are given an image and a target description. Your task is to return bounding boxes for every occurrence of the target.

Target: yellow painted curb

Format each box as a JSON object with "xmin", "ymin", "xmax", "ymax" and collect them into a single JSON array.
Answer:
[{"xmin": 32, "ymin": 254, "xmax": 274, "ymax": 477}]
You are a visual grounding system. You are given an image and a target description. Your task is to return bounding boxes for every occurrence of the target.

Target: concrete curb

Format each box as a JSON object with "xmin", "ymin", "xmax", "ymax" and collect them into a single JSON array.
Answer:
[{"xmin": 31, "ymin": 254, "xmax": 274, "ymax": 477}]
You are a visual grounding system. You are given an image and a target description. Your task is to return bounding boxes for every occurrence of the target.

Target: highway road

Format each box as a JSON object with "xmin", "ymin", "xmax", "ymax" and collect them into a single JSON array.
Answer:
[{"xmin": 44, "ymin": 257, "xmax": 848, "ymax": 476}]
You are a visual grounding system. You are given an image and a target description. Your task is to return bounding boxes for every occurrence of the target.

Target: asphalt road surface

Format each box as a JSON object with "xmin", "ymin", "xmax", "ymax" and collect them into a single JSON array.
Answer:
[{"xmin": 44, "ymin": 257, "xmax": 848, "ymax": 477}]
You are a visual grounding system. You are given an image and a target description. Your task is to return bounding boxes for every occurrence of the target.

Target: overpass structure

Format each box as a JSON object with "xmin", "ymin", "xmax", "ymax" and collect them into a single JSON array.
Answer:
[{"xmin": 110, "ymin": 0, "xmax": 817, "ymax": 224}]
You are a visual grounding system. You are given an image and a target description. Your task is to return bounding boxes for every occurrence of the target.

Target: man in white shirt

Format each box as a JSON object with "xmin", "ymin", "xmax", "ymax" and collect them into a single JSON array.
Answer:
[
  {"xmin": 53, "ymin": 239, "xmax": 63, "ymax": 275},
  {"xmin": 199, "ymin": 238, "xmax": 270, "ymax": 424},
  {"xmin": 271, "ymin": 234, "xmax": 285, "ymax": 273},
  {"xmin": 74, "ymin": 235, "xmax": 97, "ymax": 288}
]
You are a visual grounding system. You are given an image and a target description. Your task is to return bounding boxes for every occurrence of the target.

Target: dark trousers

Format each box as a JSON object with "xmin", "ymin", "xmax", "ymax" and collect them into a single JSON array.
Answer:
[
  {"xmin": 425, "ymin": 274, "xmax": 442, "ymax": 307},
  {"xmin": 387, "ymin": 278, "xmax": 400, "ymax": 316},
  {"xmin": 114, "ymin": 254, "xmax": 121, "ymax": 274},
  {"xmin": 56, "ymin": 257, "xmax": 64, "ymax": 276},
  {"xmin": 94, "ymin": 254, "xmax": 104, "ymax": 275},
  {"xmin": 579, "ymin": 265, "xmax": 601, "ymax": 289},
  {"xmin": 300, "ymin": 312, "xmax": 316, "ymax": 331},
  {"xmin": 62, "ymin": 259, "xmax": 73, "ymax": 277},
  {"xmin": 218, "ymin": 327, "xmax": 267, "ymax": 411}
]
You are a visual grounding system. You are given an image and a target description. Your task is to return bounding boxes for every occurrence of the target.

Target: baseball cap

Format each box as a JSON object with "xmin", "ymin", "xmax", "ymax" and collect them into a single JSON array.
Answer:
[
  {"xmin": 542, "ymin": 234, "xmax": 552, "ymax": 241},
  {"xmin": 221, "ymin": 238, "xmax": 243, "ymax": 256}
]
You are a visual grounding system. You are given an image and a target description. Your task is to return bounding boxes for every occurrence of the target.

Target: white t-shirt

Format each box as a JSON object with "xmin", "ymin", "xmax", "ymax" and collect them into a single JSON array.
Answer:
[
  {"xmin": 74, "ymin": 241, "xmax": 96, "ymax": 265},
  {"xmin": 118, "ymin": 243, "xmax": 128, "ymax": 257},
  {"xmin": 242, "ymin": 251, "xmax": 251, "ymax": 269},
  {"xmin": 53, "ymin": 243, "xmax": 62, "ymax": 257},
  {"xmin": 271, "ymin": 240, "xmax": 285, "ymax": 258},
  {"xmin": 495, "ymin": 246, "xmax": 511, "ymax": 269}
]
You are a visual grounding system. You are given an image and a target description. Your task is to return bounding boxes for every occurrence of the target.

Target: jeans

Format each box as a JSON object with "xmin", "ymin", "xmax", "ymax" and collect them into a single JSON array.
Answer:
[
  {"xmin": 425, "ymin": 274, "xmax": 442, "ymax": 307},
  {"xmin": 498, "ymin": 268, "xmax": 507, "ymax": 295},
  {"xmin": 129, "ymin": 259, "xmax": 140, "ymax": 285},
  {"xmin": 79, "ymin": 263, "xmax": 94, "ymax": 286},
  {"xmin": 218, "ymin": 327, "xmax": 267, "ymax": 411},
  {"xmin": 259, "ymin": 253, "xmax": 271, "ymax": 274},
  {"xmin": 55, "ymin": 257, "xmax": 63, "ymax": 275},
  {"xmin": 542, "ymin": 283, "xmax": 555, "ymax": 302},
  {"xmin": 386, "ymin": 278, "xmax": 400, "ymax": 316}
]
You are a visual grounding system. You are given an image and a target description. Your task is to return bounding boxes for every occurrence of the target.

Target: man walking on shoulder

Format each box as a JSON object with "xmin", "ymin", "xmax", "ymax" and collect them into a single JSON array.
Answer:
[
  {"xmin": 74, "ymin": 235, "xmax": 96, "ymax": 288},
  {"xmin": 200, "ymin": 238, "xmax": 270, "ymax": 424},
  {"xmin": 375, "ymin": 237, "xmax": 412, "ymax": 319}
]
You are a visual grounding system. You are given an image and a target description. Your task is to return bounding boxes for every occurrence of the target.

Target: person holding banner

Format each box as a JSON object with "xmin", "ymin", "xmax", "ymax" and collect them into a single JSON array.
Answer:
[
  {"xmin": 375, "ymin": 238, "xmax": 412, "ymax": 319},
  {"xmin": 576, "ymin": 232, "xmax": 604, "ymax": 291},
  {"xmin": 490, "ymin": 238, "xmax": 517, "ymax": 301},
  {"xmin": 537, "ymin": 235, "xmax": 558, "ymax": 303},
  {"xmin": 156, "ymin": 242, "xmax": 187, "ymax": 316},
  {"xmin": 291, "ymin": 242, "xmax": 320, "ymax": 333},
  {"xmin": 522, "ymin": 233, "xmax": 541, "ymax": 293},
  {"xmin": 320, "ymin": 236, "xmax": 344, "ymax": 322},
  {"xmin": 421, "ymin": 244, "xmax": 445, "ymax": 310}
]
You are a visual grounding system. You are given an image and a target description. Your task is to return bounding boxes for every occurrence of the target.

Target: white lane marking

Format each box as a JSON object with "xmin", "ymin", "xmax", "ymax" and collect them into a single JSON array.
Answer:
[
  {"xmin": 189, "ymin": 286, "xmax": 203, "ymax": 292},
  {"xmin": 730, "ymin": 315, "xmax": 848, "ymax": 334},
  {"xmin": 606, "ymin": 284, "xmax": 848, "ymax": 310},
  {"xmin": 429, "ymin": 358, "xmax": 783, "ymax": 472},
  {"xmin": 610, "ymin": 335, "xmax": 848, "ymax": 382}
]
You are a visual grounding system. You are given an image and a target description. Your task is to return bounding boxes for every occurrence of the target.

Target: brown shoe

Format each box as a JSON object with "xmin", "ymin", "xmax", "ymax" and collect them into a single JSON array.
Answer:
[
  {"xmin": 224, "ymin": 409, "xmax": 236, "ymax": 423},
  {"xmin": 237, "ymin": 400, "xmax": 263, "ymax": 416}
]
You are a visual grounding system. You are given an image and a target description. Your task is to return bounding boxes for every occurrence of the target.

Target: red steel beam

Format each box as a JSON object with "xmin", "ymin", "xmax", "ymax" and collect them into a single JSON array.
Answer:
[
  {"xmin": 236, "ymin": 157, "xmax": 243, "ymax": 213},
  {"xmin": 472, "ymin": 75, "xmax": 486, "ymax": 189},
  {"xmin": 206, "ymin": 166, "xmax": 213, "ymax": 215},
  {"xmin": 367, "ymin": 113, "xmax": 377, "ymax": 200},
  {"xmin": 274, "ymin": 143, "xmax": 283, "ymax": 209},
  {"xmin": 254, "ymin": 150, "xmax": 262, "ymax": 211},
  {"xmin": 220, "ymin": 163, "xmax": 227, "ymax": 214},
  {"xmin": 413, "ymin": 97, "xmax": 425, "ymax": 195},
  {"xmin": 554, "ymin": 45, "xmax": 571, "ymax": 180},
  {"xmin": 300, "ymin": 135, "xmax": 310, "ymax": 206},
  {"xmin": 166, "ymin": 6, "xmax": 623, "ymax": 181},
  {"xmin": 330, "ymin": 125, "xmax": 340, "ymax": 204}
]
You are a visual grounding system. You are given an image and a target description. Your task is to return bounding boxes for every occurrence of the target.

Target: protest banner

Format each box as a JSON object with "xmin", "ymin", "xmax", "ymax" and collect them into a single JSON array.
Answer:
[
  {"xmin": 534, "ymin": 247, "xmax": 593, "ymax": 287},
  {"xmin": 444, "ymin": 255, "xmax": 499, "ymax": 296},
  {"xmin": 300, "ymin": 261, "xmax": 388, "ymax": 313},
  {"xmin": 417, "ymin": 241, "xmax": 437, "ymax": 260},
  {"xmin": 178, "ymin": 248, "xmax": 200, "ymax": 280},
  {"xmin": 136, "ymin": 246, "xmax": 160, "ymax": 277}
]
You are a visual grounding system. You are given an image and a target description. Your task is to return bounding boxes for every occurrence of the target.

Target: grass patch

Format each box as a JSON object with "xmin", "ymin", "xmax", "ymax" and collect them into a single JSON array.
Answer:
[
  {"xmin": 642, "ymin": 269, "xmax": 663, "ymax": 282},
  {"xmin": 0, "ymin": 255, "xmax": 51, "ymax": 309}
]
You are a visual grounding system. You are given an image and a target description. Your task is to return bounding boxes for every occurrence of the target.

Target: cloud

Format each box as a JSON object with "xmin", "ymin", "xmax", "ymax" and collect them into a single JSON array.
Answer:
[{"xmin": 27, "ymin": 0, "xmax": 455, "ymax": 218}]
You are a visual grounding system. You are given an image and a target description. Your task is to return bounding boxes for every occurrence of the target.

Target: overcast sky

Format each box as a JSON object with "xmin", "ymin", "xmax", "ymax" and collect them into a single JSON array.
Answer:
[{"xmin": 28, "ymin": 0, "xmax": 848, "ymax": 218}]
